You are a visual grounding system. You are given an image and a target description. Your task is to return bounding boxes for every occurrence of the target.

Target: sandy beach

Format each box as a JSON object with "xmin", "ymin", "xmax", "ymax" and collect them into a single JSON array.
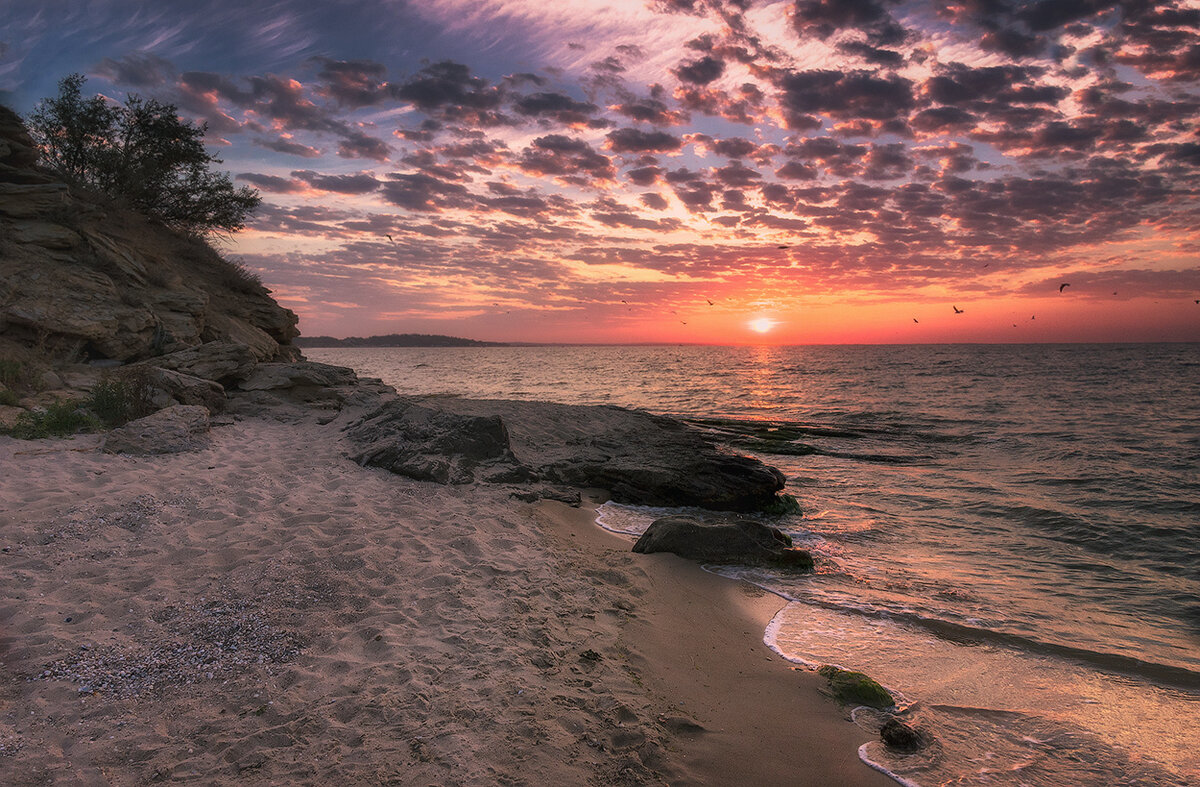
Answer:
[{"xmin": 1, "ymin": 399, "xmax": 892, "ymax": 785}]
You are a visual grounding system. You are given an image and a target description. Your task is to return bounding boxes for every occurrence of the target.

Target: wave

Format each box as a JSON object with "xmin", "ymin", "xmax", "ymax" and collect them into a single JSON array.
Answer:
[{"xmin": 772, "ymin": 593, "xmax": 1200, "ymax": 691}]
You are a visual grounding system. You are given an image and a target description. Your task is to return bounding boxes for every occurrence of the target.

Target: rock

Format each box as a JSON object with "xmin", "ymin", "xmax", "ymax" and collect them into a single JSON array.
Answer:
[
  {"xmin": 0, "ymin": 105, "xmax": 38, "ymax": 169},
  {"xmin": 101, "ymin": 405, "xmax": 211, "ymax": 455},
  {"xmin": 141, "ymin": 367, "xmax": 226, "ymax": 412},
  {"xmin": 141, "ymin": 342, "xmax": 257, "ymax": 383},
  {"xmin": 410, "ymin": 398, "xmax": 788, "ymax": 512},
  {"xmin": 817, "ymin": 666, "xmax": 894, "ymax": 709},
  {"xmin": 9, "ymin": 220, "xmax": 82, "ymax": 249},
  {"xmin": 880, "ymin": 719, "xmax": 926, "ymax": 751},
  {"xmin": 239, "ymin": 361, "xmax": 358, "ymax": 391},
  {"xmin": 0, "ymin": 404, "xmax": 24, "ymax": 430},
  {"xmin": 0, "ymin": 183, "xmax": 70, "ymax": 217},
  {"xmin": 232, "ymin": 361, "xmax": 362, "ymax": 411},
  {"xmin": 346, "ymin": 399, "xmax": 529, "ymax": 485},
  {"xmin": 632, "ymin": 516, "xmax": 814, "ymax": 569}
]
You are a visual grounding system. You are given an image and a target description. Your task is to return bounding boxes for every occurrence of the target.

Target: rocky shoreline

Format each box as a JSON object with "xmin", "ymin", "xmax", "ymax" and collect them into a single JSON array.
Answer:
[{"xmin": 2, "ymin": 103, "xmax": 897, "ymax": 785}]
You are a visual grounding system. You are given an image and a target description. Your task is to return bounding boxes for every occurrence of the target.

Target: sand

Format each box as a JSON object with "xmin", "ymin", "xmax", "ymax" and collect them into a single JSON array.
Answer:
[{"xmin": 0, "ymin": 407, "xmax": 892, "ymax": 785}]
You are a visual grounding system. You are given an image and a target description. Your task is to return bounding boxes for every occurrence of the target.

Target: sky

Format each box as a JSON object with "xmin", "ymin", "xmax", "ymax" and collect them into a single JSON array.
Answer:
[{"xmin": 2, "ymin": 0, "xmax": 1199, "ymax": 344}]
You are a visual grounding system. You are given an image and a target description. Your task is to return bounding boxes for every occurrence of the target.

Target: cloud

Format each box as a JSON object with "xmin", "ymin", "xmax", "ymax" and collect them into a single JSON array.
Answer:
[
  {"xmin": 381, "ymin": 172, "xmax": 474, "ymax": 212},
  {"xmin": 235, "ymin": 172, "xmax": 306, "ymax": 193},
  {"xmin": 607, "ymin": 127, "xmax": 684, "ymax": 153},
  {"xmin": 94, "ymin": 52, "xmax": 177, "ymax": 87},
  {"xmin": 393, "ymin": 60, "xmax": 507, "ymax": 126},
  {"xmin": 255, "ymin": 136, "xmax": 323, "ymax": 157},
  {"xmin": 292, "ymin": 169, "xmax": 382, "ymax": 194},
  {"xmin": 516, "ymin": 134, "xmax": 616, "ymax": 183},
  {"xmin": 776, "ymin": 69, "xmax": 915, "ymax": 127},
  {"xmin": 512, "ymin": 91, "xmax": 600, "ymax": 124},
  {"xmin": 673, "ymin": 54, "xmax": 725, "ymax": 85},
  {"xmin": 311, "ymin": 57, "xmax": 392, "ymax": 108}
]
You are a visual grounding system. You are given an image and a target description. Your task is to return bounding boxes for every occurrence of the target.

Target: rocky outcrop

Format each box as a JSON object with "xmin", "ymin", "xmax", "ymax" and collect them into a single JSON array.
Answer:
[
  {"xmin": 137, "ymin": 341, "xmax": 257, "ymax": 384},
  {"xmin": 406, "ymin": 398, "xmax": 787, "ymax": 511},
  {"xmin": 0, "ymin": 104, "xmax": 300, "ymax": 368},
  {"xmin": 631, "ymin": 516, "xmax": 814, "ymax": 569},
  {"xmin": 344, "ymin": 397, "xmax": 789, "ymax": 511},
  {"xmin": 347, "ymin": 399, "xmax": 530, "ymax": 484},
  {"xmin": 101, "ymin": 405, "xmax": 211, "ymax": 455}
]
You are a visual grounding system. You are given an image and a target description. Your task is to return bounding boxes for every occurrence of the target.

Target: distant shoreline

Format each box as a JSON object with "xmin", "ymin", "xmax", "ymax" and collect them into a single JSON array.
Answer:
[{"xmin": 294, "ymin": 333, "xmax": 507, "ymax": 348}]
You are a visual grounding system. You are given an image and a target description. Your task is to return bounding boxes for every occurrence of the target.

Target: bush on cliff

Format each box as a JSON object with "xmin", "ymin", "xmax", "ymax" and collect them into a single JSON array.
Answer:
[{"xmin": 26, "ymin": 74, "xmax": 260, "ymax": 235}]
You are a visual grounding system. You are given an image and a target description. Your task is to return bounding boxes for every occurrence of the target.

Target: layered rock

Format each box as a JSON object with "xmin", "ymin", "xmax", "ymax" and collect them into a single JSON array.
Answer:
[{"xmin": 0, "ymin": 104, "xmax": 300, "ymax": 369}]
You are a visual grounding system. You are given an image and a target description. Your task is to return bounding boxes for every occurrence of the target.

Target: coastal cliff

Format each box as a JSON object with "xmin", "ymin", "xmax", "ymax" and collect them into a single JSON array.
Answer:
[{"xmin": 0, "ymin": 105, "xmax": 299, "ymax": 386}]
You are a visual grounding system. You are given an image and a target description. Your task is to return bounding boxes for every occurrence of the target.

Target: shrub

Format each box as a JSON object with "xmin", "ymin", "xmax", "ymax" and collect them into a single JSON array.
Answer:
[
  {"xmin": 26, "ymin": 74, "xmax": 261, "ymax": 236},
  {"xmin": 5, "ymin": 399, "xmax": 101, "ymax": 439},
  {"xmin": 0, "ymin": 388, "xmax": 18, "ymax": 407},
  {"xmin": 87, "ymin": 366, "xmax": 158, "ymax": 427}
]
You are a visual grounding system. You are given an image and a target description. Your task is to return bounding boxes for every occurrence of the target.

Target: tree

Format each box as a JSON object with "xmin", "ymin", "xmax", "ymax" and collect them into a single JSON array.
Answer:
[{"xmin": 26, "ymin": 74, "xmax": 260, "ymax": 235}]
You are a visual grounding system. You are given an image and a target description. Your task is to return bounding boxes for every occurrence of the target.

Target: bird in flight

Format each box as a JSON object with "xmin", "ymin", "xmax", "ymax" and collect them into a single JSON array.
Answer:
[
  {"xmin": 777, "ymin": 245, "xmax": 789, "ymax": 249},
  {"xmin": 912, "ymin": 318, "xmax": 919, "ymax": 324},
  {"xmin": 953, "ymin": 305, "xmax": 964, "ymax": 314},
  {"xmin": 706, "ymin": 299, "xmax": 714, "ymax": 306},
  {"xmin": 1059, "ymin": 283, "xmax": 1070, "ymax": 292},
  {"xmin": 385, "ymin": 234, "xmax": 396, "ymax": 245}
]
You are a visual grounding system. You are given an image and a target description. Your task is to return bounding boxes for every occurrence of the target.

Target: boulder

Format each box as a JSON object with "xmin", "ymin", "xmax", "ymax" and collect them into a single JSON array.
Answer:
[
  {"xmin": 880, "ymin": 719, "xmax": 926, "ymax": 751},
  {"xmin": 632, "ymin": 516, "xmax": 814, "ymax": 569},
  {"xmin": 346, "ymin": 399, "xmax": 530, "ymax": 485},
  {"xmin": 140, "ymin": 341, "xmax": 256, "ymax": 383},
  {"xmin": 101, "ymin": 404, "xmax": 211, "ymax": 455},
  {"xmin": 410, "ymin": 398, "xmax": 788, "ymax": 512}
]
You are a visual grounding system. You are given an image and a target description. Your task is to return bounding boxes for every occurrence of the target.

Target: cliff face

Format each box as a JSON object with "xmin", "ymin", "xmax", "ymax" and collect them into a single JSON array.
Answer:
[{"xmin": 0, "ymin": 105, "xmax": 300, "ymax": 369}]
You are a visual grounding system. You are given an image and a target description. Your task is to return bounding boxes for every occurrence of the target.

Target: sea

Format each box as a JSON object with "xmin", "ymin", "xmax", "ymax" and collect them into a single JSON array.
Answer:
[{"xmin": 308, "ymin": 343, "xmax": 1200, "ymax": 786}]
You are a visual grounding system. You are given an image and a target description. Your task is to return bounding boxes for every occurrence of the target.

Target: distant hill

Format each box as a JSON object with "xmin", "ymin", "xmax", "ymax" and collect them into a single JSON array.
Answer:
[{"xmin": 295, "ymin": 333, "xmax": 507, "ymax": 348}]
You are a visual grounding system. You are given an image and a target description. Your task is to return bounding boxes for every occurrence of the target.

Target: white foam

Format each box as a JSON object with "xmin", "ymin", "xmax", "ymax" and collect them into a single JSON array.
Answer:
[{"xmin": 858, "ymin": 744, "xmax": 923, "ymax": 787}]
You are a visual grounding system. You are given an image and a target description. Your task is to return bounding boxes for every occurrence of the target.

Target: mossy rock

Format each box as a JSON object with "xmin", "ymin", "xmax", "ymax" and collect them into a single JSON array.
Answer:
[
  {"xmin": 818, "ymin": 665, "xmax": 893, "ymax": 709},
  {"xmin": 761, "ymin": 492, "xmax": 802, "ymax": 516}
]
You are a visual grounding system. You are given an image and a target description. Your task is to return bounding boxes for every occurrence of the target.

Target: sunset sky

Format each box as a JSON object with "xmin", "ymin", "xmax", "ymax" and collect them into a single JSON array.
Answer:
[{"xmin": 3, "ymin": 0, "xmax": 1199, "ymax": 344}]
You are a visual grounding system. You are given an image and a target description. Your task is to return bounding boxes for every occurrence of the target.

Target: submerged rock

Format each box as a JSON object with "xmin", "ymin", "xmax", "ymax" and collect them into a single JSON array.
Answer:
[
  {"xmin": 880, "ymin": 718, "xmax": 926, "ymax": 751},
  {"xmin": 817, "ymin": 665, "xmax": 894, "ymax": 709},
  {"xmin": 632, "ymin": 516, "xmax": 814, "ymax": 569},
  {"xmin": 101, "ymin": 404, "xmax": 210, "ymax": 455}
]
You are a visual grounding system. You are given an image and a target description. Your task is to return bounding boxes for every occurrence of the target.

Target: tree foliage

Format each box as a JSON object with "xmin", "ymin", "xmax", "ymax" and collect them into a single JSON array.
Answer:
[{"xmin": 27, "ymin": 74, "xmax": 260, "ymax": 235}]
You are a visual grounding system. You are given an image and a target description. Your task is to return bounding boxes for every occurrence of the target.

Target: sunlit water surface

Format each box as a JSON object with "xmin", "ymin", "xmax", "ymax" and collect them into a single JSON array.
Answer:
[{"xmin": 310, "ymin": 344, "xmax": 1200, "ymax": 786}]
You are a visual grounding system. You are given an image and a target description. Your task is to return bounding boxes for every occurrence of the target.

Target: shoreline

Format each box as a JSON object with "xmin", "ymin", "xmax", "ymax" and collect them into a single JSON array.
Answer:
[
  {"xmin": 1, "ymin": 405, "xmax": 891, "ymax": 785},
  {"xmin": 540, "ymin": 499, "xmax": 893, "ymax": 786}
]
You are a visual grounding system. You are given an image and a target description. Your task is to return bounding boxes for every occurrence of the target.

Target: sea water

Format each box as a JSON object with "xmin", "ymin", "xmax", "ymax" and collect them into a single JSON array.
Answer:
[{"xmin": 309, "ymin": 344, "xmax": 1200, "ymax": 785}]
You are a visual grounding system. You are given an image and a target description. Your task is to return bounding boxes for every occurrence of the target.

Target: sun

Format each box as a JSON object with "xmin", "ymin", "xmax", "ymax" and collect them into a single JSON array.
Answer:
[{"xmin": 748, "ymin": 317, "xmax": 777, "ymax": 333}]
